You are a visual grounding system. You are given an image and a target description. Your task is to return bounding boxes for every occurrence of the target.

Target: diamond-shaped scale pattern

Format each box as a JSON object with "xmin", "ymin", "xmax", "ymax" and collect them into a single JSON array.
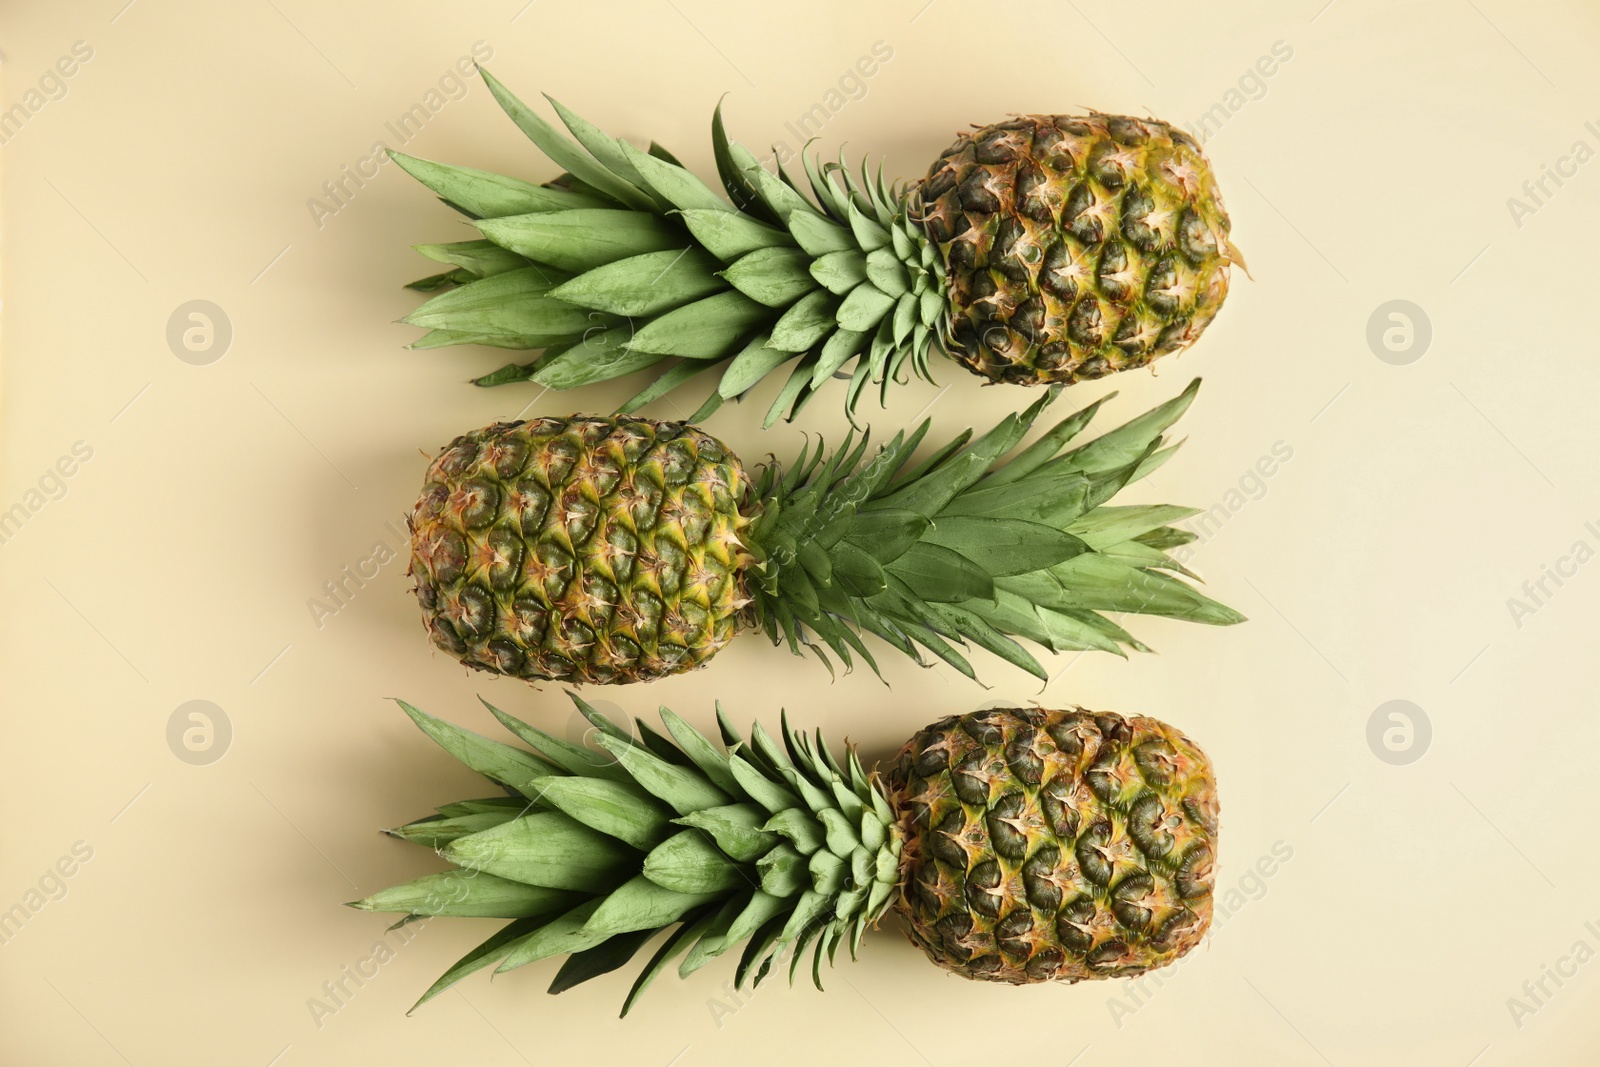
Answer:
[
  {"xmin": 409, "ymin": 416, "xmax": 749, "ymax": 684},
  {"xmin": 918, "ymin": 115, "xmax": 1235, "ymax": 386},
  {"xmin": 888, "ymin": 707, "xmax": 1217, "ymax": 984}
]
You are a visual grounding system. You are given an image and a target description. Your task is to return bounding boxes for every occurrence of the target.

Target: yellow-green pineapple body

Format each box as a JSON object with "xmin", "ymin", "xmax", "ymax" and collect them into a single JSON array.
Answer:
[
  {"xmin": 919, "ymin": 115, "xmax": 1236, "ymax": 385},
  {"xmin": 889, "ymin": 706, "xmax": 1217, "ymax": 983},
  {"xmin": 408, "ymin": 415, "xmax": 749, "ymax": 684}
]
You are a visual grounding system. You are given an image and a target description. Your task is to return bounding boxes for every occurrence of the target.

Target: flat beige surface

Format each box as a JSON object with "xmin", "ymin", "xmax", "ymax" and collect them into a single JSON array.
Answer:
[{"xmin": 4, "ymin": 1, "xmax": 1599, "ymax": 1063}]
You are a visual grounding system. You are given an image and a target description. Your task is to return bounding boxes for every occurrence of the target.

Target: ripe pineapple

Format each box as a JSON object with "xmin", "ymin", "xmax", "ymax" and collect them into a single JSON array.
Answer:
[
  {"xmin": 411, "ymin": 415, "xmax": 747, "ymax": 683},
  {"xmin": 395, "ymin": 69, "xmax": 1240, "ymax": 424},
  {"xmin": 922, "ymin": 116, "xmax": 1235, "ymax": 386},
  {"xmin": 352, "ymin": 696, "xmax": 1218, "ymax": 1012},
  {"xmin": 890, "ymin": 707, "xmax": 1215, "ymax": 981},
  {"xmin": 408, "ymin": 381, "xmax": 1243, "ymax": 686}
]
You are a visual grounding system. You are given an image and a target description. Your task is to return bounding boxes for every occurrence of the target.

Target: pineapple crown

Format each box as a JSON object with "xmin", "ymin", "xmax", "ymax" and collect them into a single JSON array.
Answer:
[
  {"xmin": 737, "ymin": 377, "xmax": 1243, "ymax": 682},
  {"xmin": 352, "ymin": 695, "xmax": 902, "ymax": 1016},
  {"xmin": 394, "ymin": 67, "xmax": 948, "ymax": 423}
]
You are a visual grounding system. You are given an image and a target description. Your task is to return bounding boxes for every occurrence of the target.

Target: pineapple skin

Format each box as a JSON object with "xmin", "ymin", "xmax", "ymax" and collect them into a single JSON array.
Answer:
[
  {"xmin": 408, "ymin": 416, "xmax": 750, "ymax": 684},
  {"xmin": 887, "ymin": 707, "xmax": 1217, "ymax": 983},
  {"xmin": 918, "ymin": 115, "xmax": 1235, "ymax": 386}
]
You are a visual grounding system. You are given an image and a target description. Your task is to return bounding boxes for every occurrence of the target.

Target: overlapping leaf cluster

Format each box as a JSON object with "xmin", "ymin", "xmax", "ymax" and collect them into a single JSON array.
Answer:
[
  {"xmin": 741, "ymin": 378, "xmax": 1244, "ymax": 681},
  {"xmin": 352, "ymin": 695, "xmax": 902, "ymax": 1015},
  {"xmin": 396, "ymin": 68, "xmax": 948, "ymax": 423}
]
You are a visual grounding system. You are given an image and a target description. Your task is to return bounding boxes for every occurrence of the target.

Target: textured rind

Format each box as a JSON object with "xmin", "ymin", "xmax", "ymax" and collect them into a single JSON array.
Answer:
[
  {"xmin": 408, "ymin": 416, "xmax": 750, "ymax": 683},
  {"xmin": 917, "ymin": 114, "xmax": 1234, "ymax": 385},
  {"xmin": 888, "ymin": 706, "xmax": 1217, "ymax": 983}
]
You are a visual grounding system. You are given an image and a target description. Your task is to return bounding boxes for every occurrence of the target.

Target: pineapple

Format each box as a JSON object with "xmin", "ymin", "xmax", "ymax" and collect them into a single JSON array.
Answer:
[
  {"xmin": 889, "ymin": 706, "xmax": 1215, "ymax": 981},
  {"xmin": 411, "ymin": 415, "xmax": 747, "ymax": 683},
  {"xmin": 395, "ymin": 69, "xmax": 1240, "ymax": 424},
  {"xmin": 922, "ymin": 116, "xmax": 1235, "ymax": 386},
  {"xmin": 408, "ymin": 381, "xmax": 1243, "ymax": 686},
  {"xmin": 351, "ymin": 695, "xmax": 1218, "ymax": 1012}
]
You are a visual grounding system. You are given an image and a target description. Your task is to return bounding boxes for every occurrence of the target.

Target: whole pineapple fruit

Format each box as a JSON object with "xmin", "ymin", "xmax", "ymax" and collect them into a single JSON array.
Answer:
[
  {"xmin": 889, "ymin": 706, "xmax": 1215, "ymax": 981},
  {"xmin": 352, "ymin": 696, "xmax": 1218, "ymax": 1013},
  {"xmin": 921, "ymin": 115, "xmax": 1234, "ymax": 387},
  {"xmin": 408, "ymin": 382, "xmax": 1244, "ymax": 687},
  {"xmin": 393, "ymin": 69, "xmax": 1240, "ymax": 424},
  {"xmin": 411, "ymin": 415, "xmax": 748, "ymax": 683}
]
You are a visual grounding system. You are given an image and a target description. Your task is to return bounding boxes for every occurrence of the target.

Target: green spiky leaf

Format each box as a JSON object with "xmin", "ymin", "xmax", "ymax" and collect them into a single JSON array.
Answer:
[
  {"xmin": 365, "ymin": 701, "xmax": 903, "ymax": 1011},
  {"xmin": 442, "ymin": 813, "xmax": 637, "ymax": 890},
  {"xmin": 549, "ymin": 248, "xmax": 725, "ymax": 316},
  {"xmin": 739, "ymin": 382, "xmax": 1241, "ymax": 679}
]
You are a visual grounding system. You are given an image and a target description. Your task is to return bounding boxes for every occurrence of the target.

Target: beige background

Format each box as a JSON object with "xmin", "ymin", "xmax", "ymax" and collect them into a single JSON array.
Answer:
[{"xmin": 4, "ymin": 0, "xmax": 1599, "ymax": 1063}]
